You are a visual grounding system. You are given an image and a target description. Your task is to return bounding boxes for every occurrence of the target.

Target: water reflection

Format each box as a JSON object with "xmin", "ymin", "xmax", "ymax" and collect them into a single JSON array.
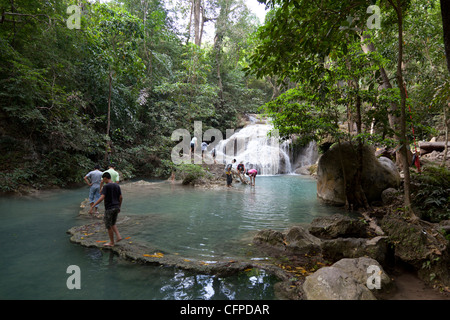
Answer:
[{"xmin": 160, "ymin": 270, "xmax": 277, "ymax": 300}]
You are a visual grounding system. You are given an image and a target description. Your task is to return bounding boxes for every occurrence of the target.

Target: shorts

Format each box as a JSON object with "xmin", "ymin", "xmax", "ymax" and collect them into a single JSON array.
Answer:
[
  {"xmin": 88, "ymin": 185, "xmax": 101, "ymax": 207},
  {"xmin": 104, "ymin": 207, "xmax": 120, "ymax": 229}
]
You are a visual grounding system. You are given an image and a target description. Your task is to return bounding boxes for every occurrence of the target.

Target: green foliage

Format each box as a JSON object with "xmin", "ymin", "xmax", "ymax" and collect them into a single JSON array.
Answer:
[
  {"xmin": 0, "ymin": 0, "xmax": 266, "ymax": 192},
  {"xmin": 411, "ymin": 166, "xmax": 450, "ymax": 222},
  {"xmin": 174, "ymin": 163, "xmax": 210, "ymax": 185}
]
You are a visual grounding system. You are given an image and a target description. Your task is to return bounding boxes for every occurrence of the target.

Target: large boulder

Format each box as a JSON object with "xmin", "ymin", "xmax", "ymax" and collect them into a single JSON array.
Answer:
[
  {"xmin": 381, "ymin": 214, "xmax": 450, "ymax": 286},
  {"xmin": 316, "ymin": 142, "xmax": 400, "ymax": 206},
  {"xmin": 308, "ymin": 214, "xmax": 389, "ymax": 264},
  {"xmin": 302, "ymin": 257, "xmax": 393, "ymax": 300},
  {"xmin": 253, "ymin": 229, "xmax": 286, "ymax": 250},
  {"xmin": 308, "ymin": 214, "xmax": 370, "ymax": 239},
  {"xmin": 284, "ymin": 226, "xmax": 321, "ymax": 255},
  {"xmin": 253, "ymin": 226, "xmax": 322, "ymax": 255},
  {"xmin": 320, "ymin": 236, "xmax": 389, "ymax": 265},
  {"xmin": 303, "ymin": 267, "xmax": 376, "ymax": 300}
]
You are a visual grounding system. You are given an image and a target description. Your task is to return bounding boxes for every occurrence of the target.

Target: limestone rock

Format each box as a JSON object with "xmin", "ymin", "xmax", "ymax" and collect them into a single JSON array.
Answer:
[
  {"xmin": 253, "ymin": 229, "xmax": 285, "ymax": 249},
  {"xmin": 381, "ymin": 215, "xmax": 450, "ymax": 286},
  {"xmin": 303, "ymin": 266, "xmax": 376, "ymax": 300},
  {"xmin": 285, "ymin": 225, "xmax": 321, "ymax": 255},
  {"xmin": 320, "ymin": 236, "xmax": 388, "ymax": 264},
  {"xmin": 332, "ymin": 257, "xmax": 394, "ymax": 298},
  {"xmin": 308, "ymin": 214, "xmax": 369, "ymax": 239},
  {"xmin": 316, "ymin": 142, "xmax": 400, "ymax": 206},
  {"xmin": 303, "ymin": 257, "xmax": 393, "ymax": 300}
]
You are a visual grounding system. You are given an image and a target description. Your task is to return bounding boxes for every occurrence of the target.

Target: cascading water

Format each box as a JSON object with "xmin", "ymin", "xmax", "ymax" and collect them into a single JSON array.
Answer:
[{"xmin": 214, "ymin": 118, "xmax": 297, "ymax": 175}]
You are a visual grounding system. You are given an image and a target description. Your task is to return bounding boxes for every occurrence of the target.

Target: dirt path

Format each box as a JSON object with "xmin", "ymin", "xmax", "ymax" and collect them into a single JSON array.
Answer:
[{"xmin": 388, "ymin": 270, "xmax": 450, "ymax": 300}]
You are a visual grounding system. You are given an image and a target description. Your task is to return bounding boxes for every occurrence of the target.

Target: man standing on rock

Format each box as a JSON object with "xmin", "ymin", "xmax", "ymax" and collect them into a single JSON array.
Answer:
[
  {"xmin": 90, "ymin": 172, "xmax": 123, "ymax": 247},
  {"xmin": 84, "ymin": 164, "xmax": 103, "ymax": 216}
]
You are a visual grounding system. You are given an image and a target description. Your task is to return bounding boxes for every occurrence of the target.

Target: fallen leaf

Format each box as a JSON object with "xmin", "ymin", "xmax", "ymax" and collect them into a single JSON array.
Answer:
[
  {"xmin": 143, "ymin": 252, "xmax": 164, "ymax": 258},
  {"xmin": 96, "ymin": 240, "xmax": 107, "ymax": 243}
]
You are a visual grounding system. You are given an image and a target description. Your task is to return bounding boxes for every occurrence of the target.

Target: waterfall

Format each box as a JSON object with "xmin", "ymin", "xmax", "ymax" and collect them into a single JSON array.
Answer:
[
  {"xmin": 292, "ymin": 141, "xmax": 319, "ymax": 169},
  {"xmin": 215, "ymin": 121, "xmax": 292, "ymax": 175}
]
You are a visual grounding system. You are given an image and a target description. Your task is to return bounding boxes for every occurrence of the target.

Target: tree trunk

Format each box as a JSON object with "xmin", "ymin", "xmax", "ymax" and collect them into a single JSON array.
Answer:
[
  {"xmin": 186, "ymin": 0, "xmax": 193, "ymax": 44},
  {"xmin": 440, "ymin": 0, "xmax": 450, "ymax": 73},
  {"xmin": 420, "ymin": 141, "xmax": 450, "ymax": 155},
  {"xmin": 390, "ymin": 0, "xmax": 414, "ymax": 215},
  {"xmin": 105, "ymin": 70, "xmax": 112, "ymax": 162},
  {"xmin": 193, "ymin": 0, "xmax": 201, "ymax": 46},
  {"xmin": 214, "ymin": 0, "xmax": 231, "ymax": 105},
  {"xmin": 442, "ymin": 103, "xmax": 449, "ymax": 167},
  {"xmin": 352, "ymin": 93, "xmax": 369, "ymax": 210},
  {"xmin": 360, "ymin": 34, "xmax": 401, "ymax": 144}
]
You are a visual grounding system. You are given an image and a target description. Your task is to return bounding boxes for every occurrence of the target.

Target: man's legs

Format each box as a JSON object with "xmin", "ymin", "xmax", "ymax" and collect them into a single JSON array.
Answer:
[
  {"xmin": 93, "ymin": 186, "xmax": 100, "ymax": 214},
  {"xmin": 88, "ymin": 186, "xmax": 95, "ymax": 215},
  {"xmin": 104, "ymin": 208, "xmax": 122, "ymax": 246},
  {"xmin": 111, "ymin": 225, "xmax": 122, "ymax": 242}
]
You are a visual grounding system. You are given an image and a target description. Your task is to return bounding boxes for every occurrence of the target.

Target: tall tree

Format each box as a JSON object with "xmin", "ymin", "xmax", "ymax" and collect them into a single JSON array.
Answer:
[
  {"xmin": 85, "ymin": 2, "xmax": 145, "ymax": 161},
  {"xmin": 386, "ymin": 0, "xmax": 413, "ymax": 213},
  {"xmin": 441, "ymin": 0, "xmax": 450, "ymax": 73}
]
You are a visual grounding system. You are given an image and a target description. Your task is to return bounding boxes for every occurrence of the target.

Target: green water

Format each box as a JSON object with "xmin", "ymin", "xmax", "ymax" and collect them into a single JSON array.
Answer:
[{"xmin": 0, "ymin": 175, "xmax": 339, "ymax": 300}]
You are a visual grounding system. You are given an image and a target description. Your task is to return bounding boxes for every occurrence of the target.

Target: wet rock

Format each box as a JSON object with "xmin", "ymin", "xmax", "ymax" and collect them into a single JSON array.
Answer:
[{"xmin": 253, "ymin": 229, "xmax": 285, "ymax": 249}]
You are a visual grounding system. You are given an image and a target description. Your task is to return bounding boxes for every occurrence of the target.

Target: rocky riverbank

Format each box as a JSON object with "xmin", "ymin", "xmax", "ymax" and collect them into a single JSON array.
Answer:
[
  {"xmin": 73, "ymin": 143, "xmax": 450, "ymax": 300},
  {"xmin": 71, "ymin": 191, "xmax": 450, "ymax": 300},
  {"xmin": 252, "ymin": 209, "xmax": 450, "ymax": 300}
]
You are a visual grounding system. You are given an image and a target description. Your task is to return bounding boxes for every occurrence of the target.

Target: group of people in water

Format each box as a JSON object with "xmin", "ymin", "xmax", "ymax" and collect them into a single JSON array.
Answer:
[
  {"xmin": 225, "ymin": 159, "xmax": 258, "ymax": 187},
  {"xmin": 83, "ymin": 153, "xmax": 257, "ymax": 247},
  {"xmin": 190, "ymin": 137, "xmax": 258, "ymax": 187}
]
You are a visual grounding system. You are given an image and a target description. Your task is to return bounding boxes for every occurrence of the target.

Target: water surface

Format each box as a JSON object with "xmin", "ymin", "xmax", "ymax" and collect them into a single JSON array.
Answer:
[{"xmin": 0, "ymin": 175, "xmax": 339, "ymax": 300}]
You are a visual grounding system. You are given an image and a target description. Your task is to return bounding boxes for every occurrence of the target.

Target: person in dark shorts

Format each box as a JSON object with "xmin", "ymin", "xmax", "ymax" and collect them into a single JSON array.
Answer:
[{"xmin": 90, "ymin": 172, "xmax": 123, "ymax": 247}]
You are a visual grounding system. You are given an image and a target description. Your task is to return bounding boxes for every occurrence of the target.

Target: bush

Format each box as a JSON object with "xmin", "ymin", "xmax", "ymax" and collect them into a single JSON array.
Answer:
[
  {"xmin": 411, "ymin": 165, "xmax": 450, "ymax": 222},
  {"xmin": 174, "ymin": 163, "xmax": 209, "ymax": 185}
]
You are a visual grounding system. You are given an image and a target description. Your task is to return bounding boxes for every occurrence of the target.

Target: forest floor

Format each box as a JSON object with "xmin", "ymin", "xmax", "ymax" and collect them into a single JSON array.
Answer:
[{"xmin": 388, "ymin": 270, "xmax": 450, "ymax": 300}]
